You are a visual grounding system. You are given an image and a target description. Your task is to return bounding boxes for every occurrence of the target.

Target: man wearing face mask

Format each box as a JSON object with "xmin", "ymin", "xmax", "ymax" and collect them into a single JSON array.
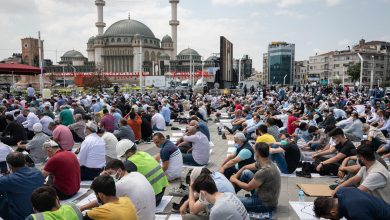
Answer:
[
  {"xmin": 84, "ymin": 175, "xmax": 138, "ymax": 220},
  {"xmin": 116, "ymin": 139, "xmax": 169, "ymax": 206},
  {"xmin": 230, "ymin": 142, "xmax": 281, "ymax": 213},
  {"xmin": 191, "ymin": 174, "xmax": 250, "ymax": 220},
  {"xmin": 333, "ymin": 143, "xmax": 390, "ymax": 203},
  {"xmin": 80, "ymin": 160, "xmax": 155, "ymax": 220},
  {"xmin": 152, "ymin": 132, "xmax": 183, "ymax": 181},
  {"xmin": 26, "ymin": 186, "xmax": 83, "ymax": 220},
  {"xmin": 219, "ymin": 132, "xmax": 255, "ymax": 179}
]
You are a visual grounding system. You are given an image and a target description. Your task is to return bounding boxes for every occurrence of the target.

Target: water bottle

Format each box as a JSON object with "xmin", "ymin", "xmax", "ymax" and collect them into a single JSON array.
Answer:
[{"xmin": 298, "ymin": 190, "xmax": 305, "ymax": 202}]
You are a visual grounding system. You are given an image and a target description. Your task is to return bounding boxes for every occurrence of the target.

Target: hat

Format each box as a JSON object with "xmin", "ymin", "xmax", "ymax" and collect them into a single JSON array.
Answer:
[
  {"xmin": 116, "ymin": 139, "xmax": 136, "ymax": 158},
  {"xmin": 33, "ymin": 123, "xmax": 43, "ymax": 133},
  {"xmin": 234, "ymin": 132, "xmax": 247, "ymax": 141},
  {"xmin": 86, "ymin": 121, "xmax": 98, "ymax": 132}
]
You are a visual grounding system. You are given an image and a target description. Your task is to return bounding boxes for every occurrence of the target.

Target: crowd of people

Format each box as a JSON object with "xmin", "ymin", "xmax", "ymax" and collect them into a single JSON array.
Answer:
[{"xmin": 0, "ymin": 83, "xmax": 390, "ymax": 220}]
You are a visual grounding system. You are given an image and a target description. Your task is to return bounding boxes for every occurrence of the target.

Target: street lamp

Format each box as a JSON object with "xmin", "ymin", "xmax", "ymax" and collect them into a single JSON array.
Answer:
[
  {"xmin": 283, "ymin": 74, "xmax": 287, "ymax": 85},
  {"xmin": 370, "ymin": 55, "xmax": 374, "ymax": 90}
]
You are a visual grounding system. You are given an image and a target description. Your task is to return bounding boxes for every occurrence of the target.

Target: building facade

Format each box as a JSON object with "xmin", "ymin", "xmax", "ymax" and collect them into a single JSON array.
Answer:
[
  {"xmin": 233, "ymin": 55, "xmax": 253, "ymax": 81},
  {"xmin": 309, "ymin": 39, "xmax": 390, "ymax": 86},
  {"xmin": 21, "ymin": 37, "xmax": 41, "ymax": 67},
  {"xmin": 267, "ymin": 42, "xmax": 295, "ymax": 85},
  {"xmin": 262, "ymin": 53, "xmax": 268, "ymax": 85},
  {"xmin": 294, "ymin": 60, "xmax": 309, "ymax": 85}
]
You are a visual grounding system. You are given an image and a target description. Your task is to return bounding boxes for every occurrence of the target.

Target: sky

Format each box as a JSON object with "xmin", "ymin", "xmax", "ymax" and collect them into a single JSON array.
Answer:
[{"xmin": 0, "ymin": 0, "xmax": 389, "ymax": 71}]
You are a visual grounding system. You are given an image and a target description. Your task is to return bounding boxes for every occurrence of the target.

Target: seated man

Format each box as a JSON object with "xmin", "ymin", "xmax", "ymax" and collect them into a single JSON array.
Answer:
[
  {"xmin": 68, "ymin": 114, "xmax": 86, "ymax": 142},
  {"xmin": 151, "ymin": 109, "xmax": 166, "ymax": 131},
  {"xmin": 114, "ymin": 119, "xmax": 135, "ymax": 142},
  {"xmin": 333, "ymin": 143, "xmax": 390, "ymax": 203},
  {"xmin": 310, "ymin": 128, "xmax": 357, "ymax": 176},
  {"xmin": 293, "ymin": 122, "xmax": 312, "ymax": 143},
  {"xmin": 189, "ymin": 117, "xmax": 210, "ymax": 141},
  {"xmin": 77, "ymin": 121, "xmax": 106, "ymax": 180},
  {"xmin": 178, "ymin": 167, "xmax": 235, "ymax": 219},
  {"xmin": 191, "ymin": 173, "xmax": 249, "ymax": 220},
  {"xmin": 0, "ymin": 141, "xmax": 13, "ymax": 174},
  {"xmin": 49, "ymin": 122, "xmax": 75, "ymax": 151},
  {"xmin": 84, "ymin": 175, "xmax": 138, "ymax": 220},
  {"xmin": 152, "ymin": 132, "xmax": 183, "ymax": 181},
  {"xmin": 343, "ymin": 112, "xmax": 363, "ymax": 141},
  {"xmin": 363, "ymin": 123, "xmax": 387, "ymax": 151},
  {"xmin": 243, "ymin": 114, "xmax": 262, "ymax": 139},
  {"xmin": 80, "ymin": 160, "xmax": 155, "ymax": 220},
  {"xmin": 314, "ymin": 187, "xmax": 390, "ymax": 220},
  {"xmin": 269, "ymin": 134, "xmax": 301, "ymax": 174},
  {"xmin": 97, "ymin": 129, "xmax": 118, "ymax": 163},
  {"xmin": 303, "ymin": 126, "xmax": 329, "ymax": 151},
  {"xmin": 26, "ymin": 186, "xmax": 83, "ymax": 220},
  {"xmin": 0, "ymin": 152, "xmax": 44, "ymax": 220},
  {"xmin": 220, "ymin": 132, "xmax": 255, "ymax": 179},
  {"xmin": 116, "ymin": 139, "xmax": 169, "ymax": 206},
  {"xmin": 42, "ymin": 140, "xmax": 80, "ymax": 200},
  {"xmin": 230, "ymin": 142, "xmax": 281, "ymax": 212},
  {"xmin": 256, "ymin": 124, "xmax": 276, "ymax": 144},
  {"xmin": 178, "ymin": 125, "xmax": 210, "ymax": 166},
  {"xmin": 17, "ymin": 123, "xmax": 50, "ymax": 164},
  {"xmin": 224, "ymin": 110, "xmax": 246, "ymax": 134},
  {"xmin": 1, "ymin": 114, "xmax": 27, "ymax": 146}
]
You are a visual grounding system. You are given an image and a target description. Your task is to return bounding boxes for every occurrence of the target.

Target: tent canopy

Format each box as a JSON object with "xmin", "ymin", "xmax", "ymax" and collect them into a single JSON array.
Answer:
[{"xmin": 0, "ymin": 63, "xmax": 42, "ymax": 75}]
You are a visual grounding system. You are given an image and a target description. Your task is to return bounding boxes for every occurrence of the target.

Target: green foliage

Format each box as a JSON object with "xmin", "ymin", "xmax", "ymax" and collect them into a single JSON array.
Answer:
[
  {"xmin": 347, "ymin": 63, "xmax": 361, "ymax": 83},
  {"xmin": 333, "ymin": 78, "xmax": 342, "ymax": 85}
]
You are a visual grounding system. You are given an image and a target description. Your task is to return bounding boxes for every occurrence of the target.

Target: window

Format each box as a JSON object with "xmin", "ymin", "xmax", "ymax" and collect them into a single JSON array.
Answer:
[
  {"xmin": 117, "ymin": 38, "xmax": 121, "ymax": 42},
  {"xmin": 124, "ymin": 38, "xmax": 128, "ymax": 42},
  {"xmin": 111, "ymin": 38, "xmax": 114, "ymax": 42}
]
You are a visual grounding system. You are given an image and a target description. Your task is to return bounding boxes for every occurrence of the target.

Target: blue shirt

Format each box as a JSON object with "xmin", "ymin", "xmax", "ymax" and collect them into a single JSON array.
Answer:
[
  {"xmin": 211, "ymin": 172, "xmax": 235, "ymax": 194},
  {"xmin": 198, "ymin": 121, "xmax": 210, "ymax": 141},
  {"xmin": 161, "ymin": 106, "xmax": 171, "ymax": 123},
  {"xmin": 337, "ymin": 187, "xmax": 390, "ymax": 220},
  {"xmin": 0, "ymin": 167, "xmax": 44, "ymax": 220},
  {"xmin": 160, "ymin": 140, "xmax": 178, "ymax": 162}
]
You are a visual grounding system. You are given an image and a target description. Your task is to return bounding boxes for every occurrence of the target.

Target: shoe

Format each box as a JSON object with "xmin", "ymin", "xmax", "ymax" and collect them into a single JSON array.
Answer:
[
  {"xmin": 296, "ymin": 171, "xmax": 312, "ymax": 178},
  {"xmin": 169, "ymin": 184, "xmax": 188, "ymax": 197},
  {"xmin": 171, "ymin": 202, "xmax": 181, "ymax": 213},
  {"xmin": 214, "ymin": 118, "xmax": 220, "ymax": 123},
  {"xmin": 222, "ymin": 133, "xmax": 227, "ymax": 140},
  {"xmin": 171, "ymin": 126, "xmax": 180, "ymax": 130},
  {"xmin": 329, "ymin": 183, "xmax": 338, "ymax": 190}
]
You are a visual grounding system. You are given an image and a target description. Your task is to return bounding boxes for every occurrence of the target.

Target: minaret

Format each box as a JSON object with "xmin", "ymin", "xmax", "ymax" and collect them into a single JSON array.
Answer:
[
  {"xmin": 95, "ymin": 0, "xmax": 106, "ymax": 35},
  {"xmin": 169, "ymin": 0, "xmax": 179, "ymax": 60}
]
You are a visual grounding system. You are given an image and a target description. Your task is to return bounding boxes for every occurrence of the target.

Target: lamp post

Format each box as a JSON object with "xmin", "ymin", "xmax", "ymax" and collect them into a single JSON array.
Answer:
[
  {"xmin": 69, "ymin": 65, "xmax": 76, "ymax": 86},
  {"xmin": 139, "ymin": 39, "xmax": 143, "ymax": 93},
  {"xmin": 283, "ymin": 74, "xmax": 287, "ymax": 85},
  {"xmin": 238, "ymin": 57, "xmax": 242, "ymax": 88},
  {"xmin": 357, "ymin": 53, "xmax": 364, "ymax": 88},
  {"xmin": 370, "ymin": 55, "xmax": 374, "ymax": 90}
]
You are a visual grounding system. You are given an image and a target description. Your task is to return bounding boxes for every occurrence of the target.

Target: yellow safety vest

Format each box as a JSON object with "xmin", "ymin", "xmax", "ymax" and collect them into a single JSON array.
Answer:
[
  {"xmin": 128, "ymin": 151, "xmax": 169, "ymax": 195},
  {"xmin": 31, "ymin": 203, "xmax": 82, "ymax": 220}
]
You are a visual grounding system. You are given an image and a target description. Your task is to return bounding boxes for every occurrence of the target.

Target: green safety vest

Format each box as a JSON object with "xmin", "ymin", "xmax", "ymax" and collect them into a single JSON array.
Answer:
[
  {"xmin": 128, "ymin": 151, "xmax": 169, "ymax": 195},
  {"xmin": 32, "ymin": 203, "xmax": 82, "ymax": 220}
]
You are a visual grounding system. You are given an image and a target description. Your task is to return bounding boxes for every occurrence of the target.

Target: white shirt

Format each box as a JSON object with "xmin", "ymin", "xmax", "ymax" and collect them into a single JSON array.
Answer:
[
  {"xmin": 40, "ymin": 115, "xmax": 54, "ymax": 135},
  {"xmin": 116, "ymin": 172, "xmax": 156, "ymax": 220},
  {"xmin": 151, "ymin": 113, "xmax": 166, "ymax": 130},
  {"xmin": 183, "ymin": 131, "xmax": 210, "ymax": 165},
  {"xmin": 77, "ymin": 133, "xmax": 106, "ymax": 168},
  {"xmin": 22, "ymin": 112, "xmax": 40, "ymax": 131},
  {"xmin": 101, "ymin": 132, "xmax": 118, "ymax": 159},
  {"xmin": 165, "ymin": 149, "xmax": 183, "ymax": 181},
  {"xmin": 0, "ymin": 142, "xmax": 13, "ymax": 162}
]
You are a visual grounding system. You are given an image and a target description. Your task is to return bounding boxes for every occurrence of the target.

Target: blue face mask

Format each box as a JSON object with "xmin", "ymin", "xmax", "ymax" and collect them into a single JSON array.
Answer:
[{"xmin": 234, "ymin": 143, "xmax": 240, "ymax": 148}]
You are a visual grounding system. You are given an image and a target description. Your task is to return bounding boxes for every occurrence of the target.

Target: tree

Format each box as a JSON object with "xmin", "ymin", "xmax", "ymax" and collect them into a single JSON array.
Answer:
[
  {"xmin": 83, "ymin": 71, "xmax": 112, "ymax": 93},
  {"xmin": 333, "ymin": 78, "xmax": 342, "ymax": 86},
  {"xmin": 347, "ymin": 63, "xmax": 361, "ymax": 83}
]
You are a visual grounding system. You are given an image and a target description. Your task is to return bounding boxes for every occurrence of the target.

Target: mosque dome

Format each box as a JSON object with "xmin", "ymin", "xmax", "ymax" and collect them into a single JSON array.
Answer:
[
  {"xmin": 87, "ymin": 36, "xmax": 95, "ymax": 44},
  {"xmin": 104, "ymin": 19, "xmax": 155, "ymax": 38},
  {"xmin": 178, "ymin": 48, "xmax": 200, "ymax": 56},
  {"xmin": 206, "ymin": 55, "xmax": 218, "ymax": 61},
  {"xmin": 161, "ymin": 35, "xmax": 173, "ymax": 43},
  {"xmin": 62, "ymin": 50, "xmax": 85, "ymax": 58}
]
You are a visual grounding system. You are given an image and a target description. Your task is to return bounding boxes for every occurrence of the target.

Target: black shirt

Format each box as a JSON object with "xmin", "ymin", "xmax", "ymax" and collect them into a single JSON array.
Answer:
[
  {"xmin": 281, "ymin": 143, "xmax": 301, "ymax": 174},
  {"xmin": 335, "ymin": 140, "xmax": 356, "ymax": 163},
  {"xmin": 1, "ymin": 121, "xmax": 27, "ymax": 141},
  {"xmin": 0, "ymin": 115, "xmax": 7, "ymax": 132}
]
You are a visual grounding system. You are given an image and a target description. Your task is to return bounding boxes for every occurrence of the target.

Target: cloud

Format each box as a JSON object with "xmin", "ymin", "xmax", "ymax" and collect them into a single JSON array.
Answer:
[
  {"xmin": 211, "ymin": 0, "xmax": 272, "ymax": 5},
  {"xmin": 325, "ymin": 0, "xmax": 342, "ymax": 6},
  {"xmin": 277, "ymin": 0, "xmax": 303, "ymax": 8},
  {"xmin": 274, "ymin": 9, "xmax": 306, "ymax": 19}
]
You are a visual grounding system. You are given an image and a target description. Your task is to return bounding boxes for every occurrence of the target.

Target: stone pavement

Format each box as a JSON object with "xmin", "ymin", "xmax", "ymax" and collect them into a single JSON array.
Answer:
[{"xmin": 135, "ymin": 118, "xmax": 336, "ymax": 220}]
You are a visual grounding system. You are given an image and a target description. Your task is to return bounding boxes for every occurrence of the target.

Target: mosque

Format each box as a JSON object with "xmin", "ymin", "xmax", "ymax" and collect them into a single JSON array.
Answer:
[{"xmin": 46, "ymin": 0, "xmax": 218, "ymax": 85}]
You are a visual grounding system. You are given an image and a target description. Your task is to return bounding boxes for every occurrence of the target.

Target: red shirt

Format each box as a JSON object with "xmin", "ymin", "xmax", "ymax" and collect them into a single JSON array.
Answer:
[
  {"xmin": 287, "ymin": 115, "xmax": 298, "ymax": 135},
  {"xmin": 44, "ymin": 150, "xmax": 80, "ymax": 195},
  {"xmin": 235, "ymin": 103, "xmax": 243, "ymax": 110}
]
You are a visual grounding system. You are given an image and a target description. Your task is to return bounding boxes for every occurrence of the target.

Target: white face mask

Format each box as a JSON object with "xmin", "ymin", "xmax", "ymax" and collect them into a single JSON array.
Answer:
[{"xmin": 198, "ymin": 192, "xmax": 210, "ymax": 206}]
